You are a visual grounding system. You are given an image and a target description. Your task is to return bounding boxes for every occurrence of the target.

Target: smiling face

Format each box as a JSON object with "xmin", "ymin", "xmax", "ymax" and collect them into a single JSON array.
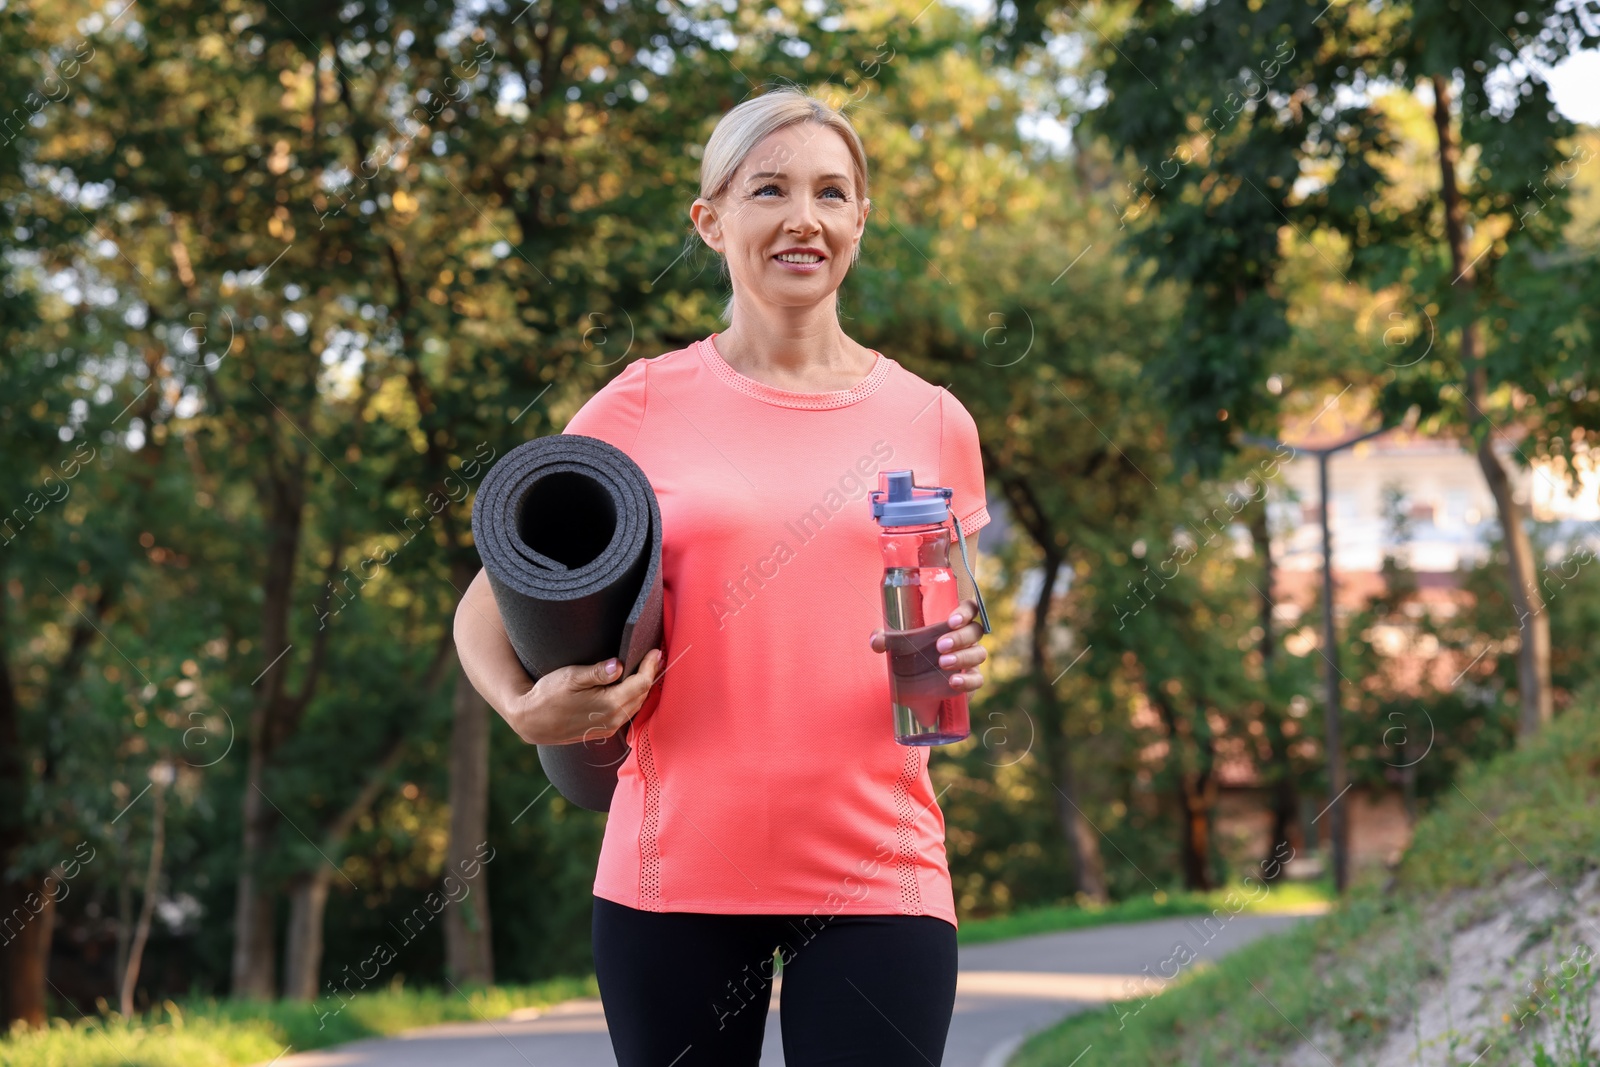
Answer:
[{"xmin": 691, "ymin": 122, "xmax": 869, "ymax": 311}]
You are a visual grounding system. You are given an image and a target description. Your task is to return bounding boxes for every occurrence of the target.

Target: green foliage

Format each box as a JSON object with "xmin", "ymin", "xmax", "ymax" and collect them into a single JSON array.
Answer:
[
  {"xmin": 1011, "ymin": 692, "xmax": 1600, "ymax": 1066},
  {"xmin": 4, "ymin": 0, "xmax": 1594, "ymax": 1029},
  {"xmin": 1080, "ymin": 0, "xmax": 1397, "ymax": 470},
  {"xmin": 1396, "ymin": 684, "xmax": 1600, "ymax": 893},
  {"xmin": 10, "ymin": 0, "xmax": 1089, "ymax": 1009},
  {"xmin": 1526, "ymin": 943, "xmax": 1600, "ymax": 1067},
  {"xmin": 1082, "ymin": 0, "xmax": 1600, "ymax": 472}
]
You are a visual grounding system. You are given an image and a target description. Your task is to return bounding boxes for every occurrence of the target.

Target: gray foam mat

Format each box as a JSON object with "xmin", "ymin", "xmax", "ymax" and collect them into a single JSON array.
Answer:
[{"xmin": 470, "ymin": 434, "xmax": 664, "ymax": 812}]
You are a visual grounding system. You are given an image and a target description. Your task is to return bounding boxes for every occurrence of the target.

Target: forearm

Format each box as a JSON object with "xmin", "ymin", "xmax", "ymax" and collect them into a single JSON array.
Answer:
[{"xmin": 453, "ymin": 567, "xmax": 534, "ymax": 718}]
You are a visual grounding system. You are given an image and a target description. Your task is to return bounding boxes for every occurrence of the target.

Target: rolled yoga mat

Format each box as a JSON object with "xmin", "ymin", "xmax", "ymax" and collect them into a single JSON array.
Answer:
[{"xmin": 470, "ymin": 433, "xmax": 664, "ymax": 812}]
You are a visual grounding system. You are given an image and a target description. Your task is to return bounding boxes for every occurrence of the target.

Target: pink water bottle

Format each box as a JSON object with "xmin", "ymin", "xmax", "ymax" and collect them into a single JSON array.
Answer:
[{"xmin": 869, "ymin": 470, "xmax": 991, "ymax": 746}]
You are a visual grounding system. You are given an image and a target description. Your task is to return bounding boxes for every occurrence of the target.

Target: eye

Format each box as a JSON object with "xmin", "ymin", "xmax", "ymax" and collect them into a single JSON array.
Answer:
[
  {"xmin": 753, "ymin": 183, "xmax": 780, "ymax": 196},
  {"xmin": 822, "ymin": 186, "xmax": 848, "ymax": 199}
]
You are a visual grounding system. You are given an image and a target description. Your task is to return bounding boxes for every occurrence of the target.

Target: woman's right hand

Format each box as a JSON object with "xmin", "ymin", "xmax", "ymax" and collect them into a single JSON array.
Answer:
[
  {"xmin": 505, "ymin": 649, "xmax": 665, "ymax": 746},
  {"xmin": 454, "ymin": 567, "xmax": 666, "ymax": 746}
]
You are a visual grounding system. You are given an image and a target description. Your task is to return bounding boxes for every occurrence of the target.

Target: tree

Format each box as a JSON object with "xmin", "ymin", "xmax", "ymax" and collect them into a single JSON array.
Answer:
[
  {"xmin": 832, "ymin": 12, "xmax": 1313, "ymax": 896},
  {"xmin": 1074, "ymin": 0, "xmax": 1600, "ymax": 737},
  {"xmin": 28, "ymin": 0, "xmax": 937, "ymax": 1004}
]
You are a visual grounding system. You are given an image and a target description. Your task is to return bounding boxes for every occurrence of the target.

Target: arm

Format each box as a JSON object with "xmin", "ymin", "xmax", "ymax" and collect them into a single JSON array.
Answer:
[
  {"xmin": 454, "ymin": 567, "xmax": 536, "ymax": 719},
  {"xmin": 454, "ymin": 567, "xmax": 663, "ymax": 745}
]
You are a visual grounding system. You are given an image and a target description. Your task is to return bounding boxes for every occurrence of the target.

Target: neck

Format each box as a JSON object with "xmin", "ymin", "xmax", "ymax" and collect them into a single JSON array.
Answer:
[{"xmin": 715, "ymin": 296, "xmax": 867, "ymax": 379}]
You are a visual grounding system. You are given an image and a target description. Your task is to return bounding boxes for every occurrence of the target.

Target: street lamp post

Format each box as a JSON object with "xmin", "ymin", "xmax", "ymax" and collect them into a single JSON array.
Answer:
[{"xmin": 1243, "ymin": 422, "xmax": 1395, "ymax": 894}]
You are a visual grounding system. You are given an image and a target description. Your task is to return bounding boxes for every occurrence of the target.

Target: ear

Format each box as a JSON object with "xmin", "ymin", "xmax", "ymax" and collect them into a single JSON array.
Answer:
[
  {"xmin": 691, "ymin": 198, "xmax": 724, "ymax": 254},
  {"xmin": 855, "ymin": 197, "xmax": 870, "ymax": 243}
]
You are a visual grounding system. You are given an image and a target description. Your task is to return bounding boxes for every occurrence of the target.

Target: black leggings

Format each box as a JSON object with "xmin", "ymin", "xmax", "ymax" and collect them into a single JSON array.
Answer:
[{"xmin": 592, "ymin": 895, "xmax": 958, "ymax": 1066}]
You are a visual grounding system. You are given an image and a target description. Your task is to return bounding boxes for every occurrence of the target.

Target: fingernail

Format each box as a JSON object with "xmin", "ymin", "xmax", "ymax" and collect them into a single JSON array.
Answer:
[
  {"xmin": 605, "ymin": 659, "xmax": 619, "ymax": 675},
  {"xmin": 936, "ymin": 636, "xmax": 953, "ymax": 652},
  {"xmin": 949, "ymin": 674, "xmax": 963, "ymax": 688},
  {"xmin": 939, "ymin": 653, "xmax": 956, "ymax": 668},
  {"xmin": 948, "ymin": 612, "xmax": 962, "ymax": 627}
]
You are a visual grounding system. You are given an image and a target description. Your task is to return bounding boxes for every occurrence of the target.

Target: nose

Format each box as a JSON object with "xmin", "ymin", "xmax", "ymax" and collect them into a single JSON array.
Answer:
[{"xmin": 785, "ymin": 195, "xmax": 820, "ymax": 237}]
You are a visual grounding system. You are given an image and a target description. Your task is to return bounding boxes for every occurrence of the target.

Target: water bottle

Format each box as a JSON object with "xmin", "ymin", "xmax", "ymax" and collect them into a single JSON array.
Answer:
[{"xmin": 869, "ymin": 470, "xmax": 992, "ymax": 746}]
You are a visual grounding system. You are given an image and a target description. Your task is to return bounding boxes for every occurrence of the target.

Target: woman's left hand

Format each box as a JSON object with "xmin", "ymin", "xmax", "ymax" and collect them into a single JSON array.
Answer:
[{"xmin": 869, "ymin": 597, "xmax": 988, "ymax": 694}]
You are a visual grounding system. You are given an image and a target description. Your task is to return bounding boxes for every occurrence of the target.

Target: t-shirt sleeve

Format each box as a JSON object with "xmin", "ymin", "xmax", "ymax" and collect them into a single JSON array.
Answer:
[
  {"xmin": 562, "ymin": 358, "xmax": 649, "ymax": 453},
  {"xmin": 939, "ymin": 389, "xmax": 991, "ymax": 537}
]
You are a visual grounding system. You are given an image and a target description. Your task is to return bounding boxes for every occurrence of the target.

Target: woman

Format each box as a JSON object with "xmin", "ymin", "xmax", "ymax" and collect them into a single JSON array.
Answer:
[{"xmin": 454, "ymin": 86, "xmax": 990, "ymax": 1066}]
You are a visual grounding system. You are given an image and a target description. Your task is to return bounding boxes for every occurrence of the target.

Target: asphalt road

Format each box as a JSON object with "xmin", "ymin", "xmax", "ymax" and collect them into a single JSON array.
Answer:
[{"xmin": 274, "ymin": 909, "xmax": 1321, "ymax": 1067}]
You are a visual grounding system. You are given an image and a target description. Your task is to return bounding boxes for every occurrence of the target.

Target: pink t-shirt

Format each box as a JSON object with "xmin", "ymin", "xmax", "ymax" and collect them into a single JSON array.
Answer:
[{"xmin": 562, "ymin": 332, "xmax": 990, "ymax": 928}]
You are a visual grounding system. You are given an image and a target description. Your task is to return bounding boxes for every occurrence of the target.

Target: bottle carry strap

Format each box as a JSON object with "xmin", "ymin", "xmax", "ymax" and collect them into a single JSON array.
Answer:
[{"xmin": 952, "ymin": 516, "xmax": 991, "ymax": 635}]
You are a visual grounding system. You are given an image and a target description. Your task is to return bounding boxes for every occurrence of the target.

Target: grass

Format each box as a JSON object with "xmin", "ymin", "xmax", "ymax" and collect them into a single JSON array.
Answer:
[
  {"xmin": 0, "ymin": 975, "xmax": 598, "ymax": 1067},
  {"xmin": 2, "ymin": 884, "xmax": 1329, "ymax": 1066},
  {"xmin": 1008, "ymin": 882, "xmax": 1433, "ymax": 1067},
  {"xmin": 955, "ymin": 878, "xmax": 1334, "ymax": 946},
  {"xmin": 1010, "ymin": 691, "xmax": 1600, "ymax": 1067},
  {"xmin": 1, "ymin": 883, "xmax": 1330, "ymax": 1065},
  {"xmin": 15, "ymin": 693, "xmax": 1591, "ymax": 1067}
]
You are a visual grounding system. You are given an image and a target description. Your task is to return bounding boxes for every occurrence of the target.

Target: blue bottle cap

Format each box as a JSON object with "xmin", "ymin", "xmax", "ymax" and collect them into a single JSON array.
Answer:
[{"xmin": 870, "ymin": 470, "xmax": 952, "ymax": 527}]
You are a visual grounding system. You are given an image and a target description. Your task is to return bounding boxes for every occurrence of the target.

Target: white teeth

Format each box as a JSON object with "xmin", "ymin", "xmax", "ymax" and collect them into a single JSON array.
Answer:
[{"xmin": 776, "ymin": 253, "xmax": 823, "ymax": 263}]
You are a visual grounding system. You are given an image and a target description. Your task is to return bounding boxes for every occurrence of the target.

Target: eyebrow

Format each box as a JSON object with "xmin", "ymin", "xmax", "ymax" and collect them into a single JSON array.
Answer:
[{"xmin": 745, "ymin": 171, "xmax": 853, "ymax": 183}]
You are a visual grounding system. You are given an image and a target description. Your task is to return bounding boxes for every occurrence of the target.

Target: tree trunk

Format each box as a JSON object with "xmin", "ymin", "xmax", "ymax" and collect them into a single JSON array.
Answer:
[
  {"xmin": 279, "ymin": 734, "xmax": 406, "ymax": 1000},
  {"xmin": 1, "ymin": 593, "xmax": 50, "ymax": 1026},
  {"xmin": 281, "ymin": 870, "xmax": 332, "ymax": 1000},
  {"xmin": 444, "ymin": 659, "xmax": 495, "ymax": 985},
  {"xmin": 982, "ymin": 458, "xmax": 1111, "ymax": 905},
  {"xmin": 1250, "ymin": 503, "xmax": 1299, "ymax": 861},
  {"xmin": 0, "ymin": 579, "xmax": 114, "ymax": 1028},
  {"xmin": 1267, "ymin": 751, "xmax": 1299, "ymax": 860},
  {"xmin": 1048, "ymin": 727, "xmax": 1108, "ymax": 902},
  {"xmin": 1176, "ymin": 774, "xmax": 1218, "ymax": 891},
  {"xmin": 1429, "ymin": 73, "xmax": 1552, "ymax": 735},
  {"xmin": 231, "ymin": 458, "xmax": 310, "ymax": 1000},
  {"xmin": 1473, "ymin": 437, "xmax": 1552, "ymax": 734},
  {"xmin": 1152, "ymin": 692, "xmax": 1218, "ymax": 891},
  {"xmin": 0, "ymin": 586, "xmax": 37, "ymax": 1029},
  {"xmin": 0, "ymin": 874, "xmax": 57, "ymax": 1028},
  {"xmin": 2, "ymin": 883, "xmax": 56, "ymax": 1030},
  {"xmin": 230, "ymin": 739, "xmax": 278, "ymax": 999},
  {"xmin": 1028, "ymin": 549, "xmax": 1108, "ymax": 904},
  {"xmin": 119, "ymin": 770, "xmax": 168, "ymax": 1018},
  {"xmin": 114, "ymin": 879, "xmax": 132, "ymax": 989}
]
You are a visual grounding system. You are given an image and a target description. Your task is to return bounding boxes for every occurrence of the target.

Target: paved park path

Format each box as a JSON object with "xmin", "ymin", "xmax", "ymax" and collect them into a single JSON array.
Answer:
[{"xmin": 276, "ymin": 908, "xmax": 1324, "ymax": 1067}]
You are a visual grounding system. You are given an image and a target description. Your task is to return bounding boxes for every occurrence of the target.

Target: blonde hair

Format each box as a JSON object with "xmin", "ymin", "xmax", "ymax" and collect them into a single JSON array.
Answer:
[{"xmin": 693, "ymin": 85, "xmax": 870, "ymax": 322}]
